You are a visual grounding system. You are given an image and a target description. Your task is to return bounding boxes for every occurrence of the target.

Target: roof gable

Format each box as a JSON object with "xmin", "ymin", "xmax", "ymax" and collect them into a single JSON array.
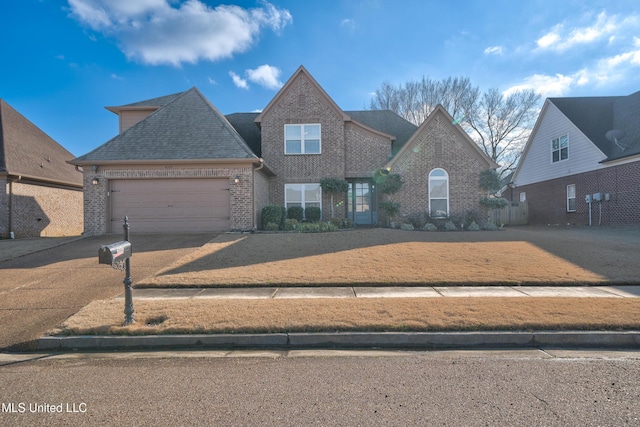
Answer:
[
  {"xmin": 386, "ymin": 105, "xmax": 498, "ymax": 169},
  {"xmin": 254, "ymin": 66, "xmax": 350, "ymax": 124},
  {"xmin": 0, "ymin": 99, "xmax": 82, "ymax": 186},
  {"xmin": 72, "ymin": 88, "xmax": 258, "ymax": 164}
]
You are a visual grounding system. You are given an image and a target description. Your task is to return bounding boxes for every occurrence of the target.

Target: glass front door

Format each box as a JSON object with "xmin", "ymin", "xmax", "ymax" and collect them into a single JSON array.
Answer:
[{"xmin": 347, "ymin": 180, "xmax": 378, "ymax": 225}]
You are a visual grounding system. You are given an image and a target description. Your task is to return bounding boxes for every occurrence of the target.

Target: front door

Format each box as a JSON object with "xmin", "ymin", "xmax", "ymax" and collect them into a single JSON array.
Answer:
[{"xmin": 347, "ymin": 180, "xmax": 378, "ymax": 225}]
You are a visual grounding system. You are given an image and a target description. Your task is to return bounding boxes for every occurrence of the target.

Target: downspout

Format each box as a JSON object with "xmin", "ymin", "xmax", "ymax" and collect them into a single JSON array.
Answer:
[
  {"xmin": 252, "ymin": 159, "xmax": 265, "ymax": 230},
  {"xmin": 8, "ymin": 175, "xmax": 21, "ymax": 238}
]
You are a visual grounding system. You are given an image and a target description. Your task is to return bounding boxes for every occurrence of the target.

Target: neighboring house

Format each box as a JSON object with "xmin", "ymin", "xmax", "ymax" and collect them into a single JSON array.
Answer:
[
  {"xmin": 511, "ymin": 90, "xmax": 640, "ymax": 225},
  {"xmin": 0, "ymin": 99, "xmax": 83, "ymax": 238},
  {"xmin": 72, "ymin": 66, "xmax": 498, "ymax": 234}
]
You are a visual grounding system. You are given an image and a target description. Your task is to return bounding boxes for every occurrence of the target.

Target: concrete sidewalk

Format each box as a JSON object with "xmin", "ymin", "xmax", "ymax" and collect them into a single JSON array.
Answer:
[{"xmin": 117, "ymin": 285, "xmax": 640, "ymax": 300}]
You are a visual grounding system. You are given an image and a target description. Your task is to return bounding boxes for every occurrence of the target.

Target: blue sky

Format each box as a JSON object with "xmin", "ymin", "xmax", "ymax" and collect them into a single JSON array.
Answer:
[{"xmin": 2, "ymin": 0, "xmax": 639, "ymax": 156}]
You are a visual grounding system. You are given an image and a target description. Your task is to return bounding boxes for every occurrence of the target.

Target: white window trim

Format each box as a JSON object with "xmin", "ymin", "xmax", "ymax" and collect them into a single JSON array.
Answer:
[
  {"xmin": 519, "ymin": 192, "xmax": 526, "ymax": 203},
  {"xmin": 428, "ymin": 168, "xmax": 449, "ymax": 218},
  {"xmin": 551, "ymin": 134, "xmax": 569, "ymax": 163},
  {"xmin": 284, "ymin": 124, "xmax": 321, "ymax": 155},
  {"xmin": 284, "ymin": 183, "xmax": 322, "ymax": 213},
  {"xmin": 567, "ymin": 184, "xmax": 576, "ymax": 212}
]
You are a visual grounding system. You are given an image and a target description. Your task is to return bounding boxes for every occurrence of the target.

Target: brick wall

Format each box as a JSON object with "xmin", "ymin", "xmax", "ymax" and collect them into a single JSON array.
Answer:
[
  {"xmin": 5, "ymin": 180, "xmax": 83, "ymax": 238},
  {"xmin": 253, "ymin": 169, "xmax": 271, "ymax": 228},
  {"xmin": 0, "ymin": 177, "xmax": 9, "ymax": 237},
  {"xmin": 83, "ymin": 165, "xmax": 255, "ymax": 235},
  {"xmin": 390, "ymin": 110, "xmax": 489, "ymax": 220},
  {"xmin": 515, "ymin": 160, "xmax": 640, "ymax": 225},
  {"xmin": 260, "ymin": 73, "xmax": 396, "ymax": 221}
]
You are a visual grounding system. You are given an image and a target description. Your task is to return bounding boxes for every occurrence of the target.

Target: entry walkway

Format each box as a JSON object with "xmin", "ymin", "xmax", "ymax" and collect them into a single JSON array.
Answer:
[{"xmin": 120, "ymin": 285, "xmax": 640, "ymax": 300}]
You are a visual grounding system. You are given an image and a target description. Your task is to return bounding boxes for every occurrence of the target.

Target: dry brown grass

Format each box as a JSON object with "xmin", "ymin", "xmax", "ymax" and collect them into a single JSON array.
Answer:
[
  {"xmin": 137, "ymin": 229, "xmax": 606, "ymax": 287},
  {"xmin": 55, "ymin": 297, "xmax": 640, "ymax": 336}
]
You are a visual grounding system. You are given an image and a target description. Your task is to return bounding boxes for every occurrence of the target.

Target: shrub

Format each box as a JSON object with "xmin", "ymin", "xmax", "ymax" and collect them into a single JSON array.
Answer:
[
  {"xmin": 287, "ymin": 206, "xmax": 304, "ymax": 222},
  {"xmin": 480, "ymin": 197, "xmax": 509, "ymax": 209},
  {"xmin": 444, "ymin": 221, "xmax": 457, "ymax": 231},
  {"xmin": 379, "ymin": 201, "xmax": 401, "ymax": 219},
  {"xmin": 406, "ymin": 212, "xmax": 428, "ymax": 229},
  {"xmin": 400, "ymin": 223, "xmax": 415, "ymax": 231},
  {"xmin": 330, "ymin": 217, "xmax": 352, "ymax": 229},
  {"xmin": 298, "ymin": 222, "xmax": 337, "ymax": 233},
  {"xmin": 265, "ymin": 222, "xmax": 280, "ymax": 232},
  {"xmin": 422, "ymin": 223, "xmax": 437, "ymax": 232},
  {"xmin": 467, "ymin": 221, "xmax": 481, "ymax": 231},
  {"xmin": 482, "ymin": 222, "xmax": 499, "ymax": 231},
  {"xmin": 262, "ymin": 205, "xmax": 285, "ymax": 229},
  {"xmin": 284, "ymin": 218, "xmax": 298, "ymax": 231},
  {"xmin": 305, "ymin": 206, "xmax": 322, "ymax": 223},
  {"xmin": 463, "ymin": 209, "xmax": 484, "ymax": 227}
]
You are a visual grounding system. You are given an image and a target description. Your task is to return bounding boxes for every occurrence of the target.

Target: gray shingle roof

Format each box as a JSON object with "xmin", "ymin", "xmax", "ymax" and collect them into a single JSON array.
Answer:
[
  {"xmin": 550, "ymin": 90, "xmax": 640, "ymax": 161},
  {"xmin": 72, "ymin": 88, "xmax": 258, "ymax": 163},
  {"xmin": 0, "ymin": 99, "xmax": 82, "ymax": 186},
  {"xmin": 346, "ymin": 110, "xmax": 418, "ymax": 155},
  {"xmin": 225, "ymin": 112, "xmax": 261, "ymax": 157}
]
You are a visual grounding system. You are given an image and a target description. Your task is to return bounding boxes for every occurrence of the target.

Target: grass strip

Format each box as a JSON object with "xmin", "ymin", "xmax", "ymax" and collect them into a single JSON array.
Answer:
[{"xmin": 55, "ymin": 297, "xmax": 640, "ymax": 336}]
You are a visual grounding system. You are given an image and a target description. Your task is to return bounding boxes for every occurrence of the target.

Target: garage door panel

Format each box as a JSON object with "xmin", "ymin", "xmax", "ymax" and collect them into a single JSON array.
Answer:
[{"xmin": 110, "ymin": 179, "xmax": 230, "ymax": 233}]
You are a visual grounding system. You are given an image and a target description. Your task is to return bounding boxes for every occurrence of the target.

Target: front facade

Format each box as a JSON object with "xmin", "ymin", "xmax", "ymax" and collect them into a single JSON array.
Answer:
[
  {"xmin": 512, "ymin": 91, "xmax": 640, "ymax": 225},
  {"xmin": 73, "ymin": 66, "xmax": 498, "ymax": 234},
  {"xmin": 0, "ymin": 99, "xmax": 83, "ymax": 238}
]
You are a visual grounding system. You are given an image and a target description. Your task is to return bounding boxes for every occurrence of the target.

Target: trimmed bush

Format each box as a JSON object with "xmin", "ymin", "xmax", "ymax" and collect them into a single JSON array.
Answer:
[
  {"xmin": 422, "ymin": 223, "xmax": 437, "ymax": 231},
  {"xmin": 287, "ymin": 206, "xmax": 304, "ymax": 222},
  {"xmin": 265, "ymin": 222, "xmax": 280, "ymax": 232},
  {"xmin": 400, "ymin": 223, "xmax": 415, "ymax": 231},
  {"xmin": 467, "ymin": 221, "xmax": 481, "ymax": 231},
  {"xmin": 305, "ymin": 206, "xmax": 321, "ymax": 223},
  {"xmin": 262, "ymin": 205, "xmax": 285, "ymax": 230},
  {"xmin": 298, "ymin": 222, "xmax": 338, "ymax": 233},
  {"xmin": 284, "ymin": 218, "xmax": 298, "ymax": 231},
  {"xmin": 444, "ymin": 221, "xmax": 457, "ymax": 231}
]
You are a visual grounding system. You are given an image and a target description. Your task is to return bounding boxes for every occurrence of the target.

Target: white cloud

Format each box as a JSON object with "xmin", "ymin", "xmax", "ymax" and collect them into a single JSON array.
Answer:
[
  {"xmin": 207, "ymin": 77, "xmax": 217, "ymax": 85},
  {"xmin": 484, "ymin": 46, "xmax": 503, "ymax": 55},
  {"xmin": 229, "ymin": 71, "xmax": 248, "ymax": 89},
  {"xmin": 504, "ymin": 73, "xmax": 576, "ymax": 97},
  {"xmin": 245, "ymin": 65, "xmax": 283, "ymax": 90},
  {"xmin": 67, "ymin": 0, "xmax": 292, "ymax": 66},
  {"xmin": 535, "ymin": 12, "xmax": 635, "ymax": 52},
  {"xmin": 340, "ymin": 18, "xmax": 356, "ymax": 33}
]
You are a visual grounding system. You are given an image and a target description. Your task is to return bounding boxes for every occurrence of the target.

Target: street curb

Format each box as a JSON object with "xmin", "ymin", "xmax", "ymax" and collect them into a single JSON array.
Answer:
[{"xmin": 36, "ymin": 331, "xmax": 640, "ymax": 351}]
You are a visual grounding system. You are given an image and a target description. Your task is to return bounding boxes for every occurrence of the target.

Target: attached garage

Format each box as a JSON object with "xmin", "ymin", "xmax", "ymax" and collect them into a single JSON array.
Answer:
[{"xmin": 109, "ymin": 178, "xmax": 230, "ymax": 233}]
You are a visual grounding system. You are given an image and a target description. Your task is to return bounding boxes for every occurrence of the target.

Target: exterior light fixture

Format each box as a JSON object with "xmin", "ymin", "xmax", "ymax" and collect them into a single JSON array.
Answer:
[
  {"xmin": 233, "ymin": 175, "xmax": 241, "ymax": 184},
  {"xmin": 92, "ymin": 178, "xmax": 100, "ymax": 185}
]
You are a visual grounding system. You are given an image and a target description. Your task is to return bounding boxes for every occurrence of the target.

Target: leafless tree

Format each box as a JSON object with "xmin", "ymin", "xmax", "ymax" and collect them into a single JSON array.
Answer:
[{"xmin": 369, "ymin": 77, "xmax": 541, "ymax": 176}]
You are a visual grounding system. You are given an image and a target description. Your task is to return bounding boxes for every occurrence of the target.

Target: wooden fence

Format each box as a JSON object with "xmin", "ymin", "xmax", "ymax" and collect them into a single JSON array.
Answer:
[{"xmin": 490, "ymin": 201, "xmax": 528, "ymax": 226}]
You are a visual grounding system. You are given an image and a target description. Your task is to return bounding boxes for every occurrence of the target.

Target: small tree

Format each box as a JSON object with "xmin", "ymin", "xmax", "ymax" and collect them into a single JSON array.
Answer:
[
  {"xmin": 320, "ymin": 177, "xmax": 349, "ymax": 218},
  {"xmin": 479, "ymin": 169, "xmax": 508, "ymax": 225},
  {"xmin": 375, "ymin": 169, "xmax": 403, "ymax": 227}
]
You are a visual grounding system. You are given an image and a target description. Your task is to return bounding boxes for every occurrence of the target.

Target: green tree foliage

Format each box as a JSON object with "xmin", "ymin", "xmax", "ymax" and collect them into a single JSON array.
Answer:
[{"xmin": 320, "ymin": 177, "xmax": 349, "ymax": 218}]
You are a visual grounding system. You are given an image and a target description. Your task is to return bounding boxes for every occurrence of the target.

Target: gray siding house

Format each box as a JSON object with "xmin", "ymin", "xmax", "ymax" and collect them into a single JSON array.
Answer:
[{"xmin": 511, "ymin": 90, "xmax": 640, "ymax": 225}]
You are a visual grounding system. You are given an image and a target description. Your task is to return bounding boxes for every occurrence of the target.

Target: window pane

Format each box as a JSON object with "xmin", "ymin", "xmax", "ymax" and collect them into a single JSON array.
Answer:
[
  {"xmin": 430, "ymin": 199, "xmax": 447, "ymax": 217},
  {"xmin": 304, "ymin": 125, "xmax": 320, "ymax": 139},
  {"xmin": 567, "ymin": 185, "xmax": 575, "ymax": 198},
  {"xmin": 552, "ymin": 138, "xmax": 559, "ymax": 150},
  {"xmin": 568, "ymin": 198, "xmax": 576, "ymax": 211},
  {"xmin": 305, "ymin": 139, "xmax": 320, "ymax": 153},
  {"xmin": 430, "ymin": 180, "xmax": 447, "ymax": 198},
  {"xmin": 286, "ymin": 140, "xmax": 301, "ymax": 154},
  {"xmin": 552, "ymin": 150, "xmax": 560, "ymax": 162},
  {"xmin": 306, "ymin": 202, "xmax": 320, "ymax": 209},
  {"xmin": 285, "ymin": 125, "xmax": 301, "ymax": 139},
  {"xmin": 430, "ymin": 169, "xmax": 446, "ymax": 177},
  {"xmin": 560, "ymin": 135, "xmax": 568, "ymax": 148},
  {"xmin": 286, "ymin": 185, "xmax": 302, "ymax": 202},
  {"xmin": 560, "ymin": 147, "xmax": 568, "ymax": 160},
  {"xmin": 305, "ymin": 184, "xmax": 321, "ymax": 202}
]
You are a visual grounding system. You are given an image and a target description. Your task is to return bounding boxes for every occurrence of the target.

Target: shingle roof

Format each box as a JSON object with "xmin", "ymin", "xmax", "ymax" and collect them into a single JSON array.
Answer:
[
  {"xmin": 550, "ymin": 90, "xmax": 640, "ymax": 161},
  {"xmin": 346, "ymin": 110, "xmax": 418, "ymax": 155},
  {"xmin": 225, "ymin": 112, "xmax": 261, "ymax": 157},
  {"xmin": 72, "ymin": 88, "xmax": 258, "ymax": 164},
  {"xmin": 0, "ymin": 99, "xmax": 82, "ymax": 186}
]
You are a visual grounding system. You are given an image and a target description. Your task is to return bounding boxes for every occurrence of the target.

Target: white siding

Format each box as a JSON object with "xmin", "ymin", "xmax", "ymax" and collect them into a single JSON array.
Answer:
[{"xmin": 515, "ymin": 102, "xmax": 607, "ymax": 186}]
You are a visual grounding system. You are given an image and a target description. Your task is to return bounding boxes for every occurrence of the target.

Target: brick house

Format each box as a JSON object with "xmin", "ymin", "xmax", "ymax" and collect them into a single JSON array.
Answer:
[
  {"xmin": 71, "ymin": 66, "xmax": 498, "ymax": 234},
  {"xmin": 0, "ymin": 99, "xmax": 83, "ymax": 238},
  {"xmin": 511, "ymin": 90, "xmax": 640, "ymax": 226}
]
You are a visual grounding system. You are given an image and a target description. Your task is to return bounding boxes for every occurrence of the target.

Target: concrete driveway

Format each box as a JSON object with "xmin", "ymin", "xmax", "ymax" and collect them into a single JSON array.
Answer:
[{"xmin": 0, "ymin": 233, "xmax": 215, "ymax": 350}]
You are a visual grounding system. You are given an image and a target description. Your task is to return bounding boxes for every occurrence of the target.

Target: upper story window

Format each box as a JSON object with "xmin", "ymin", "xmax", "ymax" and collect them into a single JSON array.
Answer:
[
  {"xmin": 285, "ymin": 124, "xmax": 321, "ymax": 154},
  {"xmin": 552, "ymin": 134, "xmax": 568, "ymax": 163}
]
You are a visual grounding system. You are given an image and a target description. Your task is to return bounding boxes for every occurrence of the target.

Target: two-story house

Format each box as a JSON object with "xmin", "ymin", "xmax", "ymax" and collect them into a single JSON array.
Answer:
[
  {"xmin": 511, "ymin": 90, "xmax": 640, "ymax": 225},
  {"xmin": 71, "ymin": 66, "xmax": 497, "ymax": 234}
]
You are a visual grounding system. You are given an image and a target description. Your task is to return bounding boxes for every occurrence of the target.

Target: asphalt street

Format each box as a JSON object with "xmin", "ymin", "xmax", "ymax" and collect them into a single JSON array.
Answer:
[{"xmin": 1, "ymin": 350, "xmax": 639, "ymax": 426}]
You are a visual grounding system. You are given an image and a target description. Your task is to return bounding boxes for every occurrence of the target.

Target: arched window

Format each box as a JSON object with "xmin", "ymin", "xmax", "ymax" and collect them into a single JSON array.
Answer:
[{"xmin": 429, "ymin": 168, "xmax": 449, "ymax": 217}]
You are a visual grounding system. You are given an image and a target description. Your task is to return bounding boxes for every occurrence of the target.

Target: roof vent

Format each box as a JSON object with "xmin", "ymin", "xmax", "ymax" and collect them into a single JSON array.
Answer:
[{"xmin": 605, "ymin": 129, "xmax": 629, "ymax": 151}]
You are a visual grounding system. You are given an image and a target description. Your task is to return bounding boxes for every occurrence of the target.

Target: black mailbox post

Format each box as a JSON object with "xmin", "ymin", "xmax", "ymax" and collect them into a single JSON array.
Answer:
[{"xmin": 99, "ymin": 217, "xmax": 134, "ymax": 325}]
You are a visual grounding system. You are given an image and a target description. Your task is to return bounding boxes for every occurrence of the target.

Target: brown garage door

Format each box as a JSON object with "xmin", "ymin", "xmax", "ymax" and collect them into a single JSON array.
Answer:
[{"xmin": 110, "ymin": 179, "xmax": 230, "ymax": 233}]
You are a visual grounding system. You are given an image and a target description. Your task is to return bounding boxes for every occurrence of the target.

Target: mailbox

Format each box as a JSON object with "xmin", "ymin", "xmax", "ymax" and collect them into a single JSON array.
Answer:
[{"xmin": 98, "ymin": 241, "xmax": 132, "ymax": 265}]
